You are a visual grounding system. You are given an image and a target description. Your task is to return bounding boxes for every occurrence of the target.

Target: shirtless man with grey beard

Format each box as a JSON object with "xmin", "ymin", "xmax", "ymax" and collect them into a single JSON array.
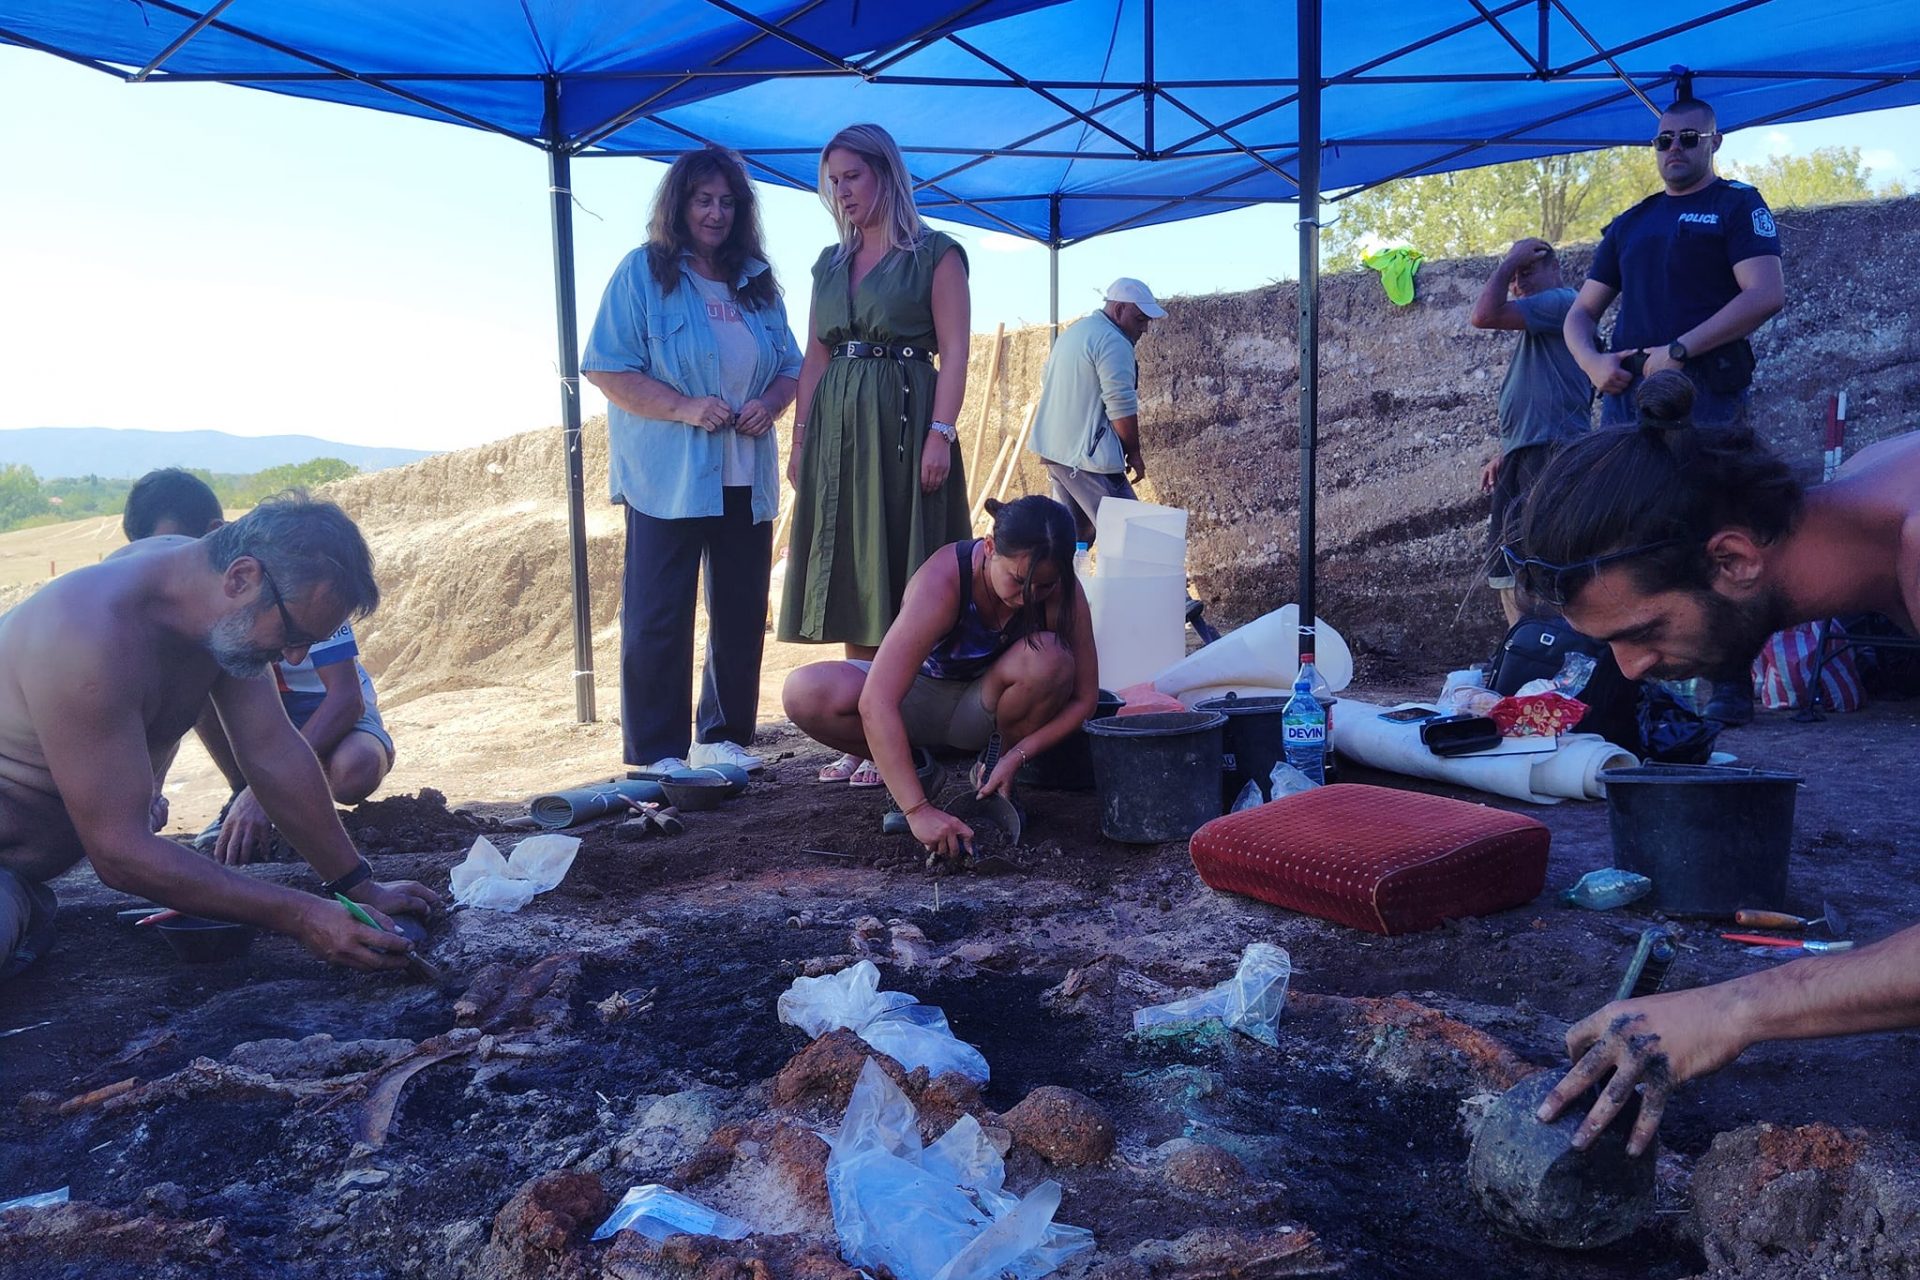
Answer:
[{"xmin": 0, "ymin": 493, "xmax": 438, "ymax": 983}]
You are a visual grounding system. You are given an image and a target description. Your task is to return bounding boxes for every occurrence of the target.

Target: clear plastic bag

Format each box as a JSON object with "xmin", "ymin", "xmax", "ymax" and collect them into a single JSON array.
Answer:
[
  {"xmin": 827, "ymin": 1059, "xmax": 1094, "ymax": 1280},
  {"xmin": 778, "ymin": 961, "xmax": 990, "ymax": 1083},
  {"xmin": 449, "ymin": 834, "xmax": 580, "ymax": 912},
  {"xmin": 592, "ymin": 1185, "xmax": 752, "ymax": 1243},
  {"xmin": 1267, "ymin": 761, "xmax": 1321, "ymax": 799},
  {"xmin": 1230, "ymin": 778, "xmax": 1265, "ymax": 812},
  {"xmin": 1132, "ymin": 942, "xmax": 1292, "ymax": 1048}
]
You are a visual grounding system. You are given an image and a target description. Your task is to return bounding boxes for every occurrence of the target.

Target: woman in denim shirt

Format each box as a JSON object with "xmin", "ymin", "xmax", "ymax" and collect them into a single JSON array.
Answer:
[{"xmin": 583, "ymin": 147, "xmax": 803, "ymax": 776}]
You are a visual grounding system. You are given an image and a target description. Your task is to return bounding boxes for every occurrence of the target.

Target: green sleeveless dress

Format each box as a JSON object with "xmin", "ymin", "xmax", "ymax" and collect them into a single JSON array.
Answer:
[{"xmin": 778, "ymin": 231, "xmax": 971, "ymax": 646}]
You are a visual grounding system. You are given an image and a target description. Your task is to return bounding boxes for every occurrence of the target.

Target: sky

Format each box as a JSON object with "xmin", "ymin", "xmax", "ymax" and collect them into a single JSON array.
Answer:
[{"xmin": 1, "ymin": 46, "xmax": 1915, "ymax": 455}]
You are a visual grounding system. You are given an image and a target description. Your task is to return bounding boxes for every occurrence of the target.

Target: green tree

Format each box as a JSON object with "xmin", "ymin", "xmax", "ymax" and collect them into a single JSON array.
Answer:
[
  {"xmin": 0, "ymin": 464, "xmax": 49, "ymax": 531},
  {"xmin": 1325, "ymin": 143, "xmax": 1887, "ymax": 270},
  {"xmin": 1726, "ymin": 146, "xmax": 1877, "ymax": 209}
]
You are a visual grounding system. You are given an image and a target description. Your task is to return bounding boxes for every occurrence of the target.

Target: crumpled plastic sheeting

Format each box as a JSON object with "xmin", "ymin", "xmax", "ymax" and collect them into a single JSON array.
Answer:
[
  {"xmin": 827, "ymin": 1059, "xmax": 1094, "ymax": 1280},
  {"xmin": 0, "ymin": 1186, "xmax": 68, "ymax": 1212},
  {"xmin": 448, "ymin": 834, "xmax": 579, "ymax": 912},
  {"xmin": 592, "ymin": 1184, "xmax": 752, "ymax": 1243},
  {"xmin": 778, "ymin": 961, "xmax": 990, "ymax": 1083},
  {"xmin": 1132, "ymin": 942, "xmax": 1292, "ymax": 1047}
]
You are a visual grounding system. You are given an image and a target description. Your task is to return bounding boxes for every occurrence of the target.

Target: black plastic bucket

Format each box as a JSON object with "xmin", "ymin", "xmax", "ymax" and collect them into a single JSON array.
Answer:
[
  {"xmin": 1194, "ymin": 693, "xmax": 1290, "ymax": 807},
  {"xmin": 1085, "ymin": 710, "xmax": 1228, "ymax": 843},
  {"xmin": 1600, "ymin": 764, "xmax": 1801, "ymax": 916},
  {"xmin": 1017, "ymin": 689, "xmax": 1123, "ymax": 791}
]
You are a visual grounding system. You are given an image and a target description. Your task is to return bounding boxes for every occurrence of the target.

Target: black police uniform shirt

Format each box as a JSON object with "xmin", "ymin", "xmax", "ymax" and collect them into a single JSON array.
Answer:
[{"xmin": 1588, "ymin": 178, "xmax": 1781, "ymax": 352}]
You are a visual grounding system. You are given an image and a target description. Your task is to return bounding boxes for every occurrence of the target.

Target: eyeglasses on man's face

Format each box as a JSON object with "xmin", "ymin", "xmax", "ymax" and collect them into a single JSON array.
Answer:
[
  {"xmin": 256, "ymin": 561, "xmax": 326, "ymax": 650},
  {"xmin": 1652, "ymin": 128, "xmax": 1715, "ymax": 152}
]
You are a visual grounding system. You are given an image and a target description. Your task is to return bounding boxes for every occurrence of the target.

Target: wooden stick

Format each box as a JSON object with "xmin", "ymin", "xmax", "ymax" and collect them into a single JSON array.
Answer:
[
  {"xmin": 967, "ymin": 323, "xmax": 1005, "ymax": 490},
  {"xmin": 970, "ymin": 435, "xmax": 1017, "ymax": 525},
  {"xmin": 994, "ymin": 403, "xmax": 1039, "ymax": 502}
]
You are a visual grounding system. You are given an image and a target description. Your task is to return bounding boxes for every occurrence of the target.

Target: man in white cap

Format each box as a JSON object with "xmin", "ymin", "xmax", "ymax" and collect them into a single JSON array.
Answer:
[
  {"xmin": 1027, "ymin": 278, "xmax": 1217, "ymax": 641},
  {"xmin": 1029, "ymin": 277, "xmax": 1165, "ymax": 542}
]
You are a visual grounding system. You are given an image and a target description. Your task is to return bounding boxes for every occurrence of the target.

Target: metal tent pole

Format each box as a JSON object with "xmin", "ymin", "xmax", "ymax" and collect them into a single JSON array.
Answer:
[
  {"xmin": 1295, "ymin": 0, "xmax": 1321, "ymax": 658},
  {"xmin": 546, "ymin": 80, "xmax": 597, "ymax": 723},
  {"xmin": 1048, "ymin": 195, "xmax": 1062, "ymax": 343}
]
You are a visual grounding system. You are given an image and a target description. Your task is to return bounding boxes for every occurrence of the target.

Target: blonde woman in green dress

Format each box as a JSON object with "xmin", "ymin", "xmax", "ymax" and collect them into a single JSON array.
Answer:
[{"xmin": 781, "ymin": 123, "xmax": 972, "ymax": 788}]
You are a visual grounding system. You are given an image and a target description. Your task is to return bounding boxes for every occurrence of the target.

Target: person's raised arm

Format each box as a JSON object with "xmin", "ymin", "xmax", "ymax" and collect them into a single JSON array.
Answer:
[
  {"xmin": 922, "ymin": 247, "xmax": 971, "ymax": 493},
  {"xmin": 1539, "ymin": 922, "xmax": 1920, "ymax": 1156},
  {"xmin": 1470, "ymin": 239, "xmax": 1549, "ymax": 330}
]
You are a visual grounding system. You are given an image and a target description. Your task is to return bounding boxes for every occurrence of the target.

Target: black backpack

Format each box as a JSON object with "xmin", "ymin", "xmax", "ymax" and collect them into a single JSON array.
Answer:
[{"xmin": 1489, "ymin": 617, "xmax": 1641, "ymax": 751}]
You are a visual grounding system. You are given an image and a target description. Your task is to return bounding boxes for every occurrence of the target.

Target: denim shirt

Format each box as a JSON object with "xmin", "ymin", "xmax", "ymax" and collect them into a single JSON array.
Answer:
[{"xmin": 583, "ymin": 247, "xmax": 803, "ymax": 523}]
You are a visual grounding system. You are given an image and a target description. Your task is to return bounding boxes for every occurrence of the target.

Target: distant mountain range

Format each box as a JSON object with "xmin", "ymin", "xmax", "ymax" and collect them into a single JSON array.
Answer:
[{"xmin": 0, "ymin": 428, "xmax": 436, "ymax": 479}]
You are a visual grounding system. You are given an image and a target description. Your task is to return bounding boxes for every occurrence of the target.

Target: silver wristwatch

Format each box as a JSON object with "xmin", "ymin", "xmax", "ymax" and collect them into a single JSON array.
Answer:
[{"xmin": 928, "ymin": 420, "xmax": 958, "ymax": 443}]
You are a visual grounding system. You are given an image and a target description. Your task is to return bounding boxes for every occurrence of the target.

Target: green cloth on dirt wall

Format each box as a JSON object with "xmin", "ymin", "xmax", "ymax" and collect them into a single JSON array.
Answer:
[
  {"xmin": 1362, "ymin": 246, "xmax": 1425, "ymax": 305},
  {"xmin": 779, "ymin": 231, "xmax": 972, "ymax": 647}
]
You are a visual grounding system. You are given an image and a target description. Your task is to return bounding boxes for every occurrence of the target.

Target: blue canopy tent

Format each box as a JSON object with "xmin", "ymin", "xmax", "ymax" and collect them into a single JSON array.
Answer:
[{"xmin": 7, "ymin": 0, "xmax": 1918, "ymax": 718}]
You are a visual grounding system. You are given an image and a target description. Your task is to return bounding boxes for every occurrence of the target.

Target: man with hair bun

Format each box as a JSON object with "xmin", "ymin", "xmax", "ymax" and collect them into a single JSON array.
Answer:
[
  {"xmin": 1565, "ymin": 95, "xmax": 1785, "ymax": 723},
  {"xmin": 0, "ymin": 493, "xmax": 439, "ymax": 982},
  {"xmin": 1507, "ymin": 373, "xmax": 1920, "ymax": 1157}
]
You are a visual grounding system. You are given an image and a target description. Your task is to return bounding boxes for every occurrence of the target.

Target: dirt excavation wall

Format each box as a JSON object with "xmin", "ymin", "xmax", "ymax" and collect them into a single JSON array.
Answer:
[{"xmin": 329, "ymin": 195, "xmax": 1919, "ymax": 700}]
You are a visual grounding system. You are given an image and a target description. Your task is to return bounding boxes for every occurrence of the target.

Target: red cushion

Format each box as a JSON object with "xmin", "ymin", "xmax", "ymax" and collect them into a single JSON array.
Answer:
[{"xmin": 1189, "ymin": 783, "xmax": 1550, "ymax": 936}]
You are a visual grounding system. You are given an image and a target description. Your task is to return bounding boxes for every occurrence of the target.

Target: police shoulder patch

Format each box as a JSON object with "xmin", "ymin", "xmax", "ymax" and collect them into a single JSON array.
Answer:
[{"xmin": 1752, "ymin": 206, "xmax": 1778, "ymax": 238}]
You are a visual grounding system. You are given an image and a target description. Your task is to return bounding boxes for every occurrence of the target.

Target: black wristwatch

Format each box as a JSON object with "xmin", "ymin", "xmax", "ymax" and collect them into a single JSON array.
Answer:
[
  {"xmin": 320, "ymin": 855, "xmax": 373, "ymax": 897},
  {"xmin": 1667, "ymin": 341, "xmax": 1689, "ymax": 364}
]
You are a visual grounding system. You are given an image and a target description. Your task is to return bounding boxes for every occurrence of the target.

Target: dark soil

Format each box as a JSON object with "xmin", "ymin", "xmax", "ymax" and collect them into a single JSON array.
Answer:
[{"xmin": 4, "ymin": 698, "xmax": 1919, "ymax": 1279}]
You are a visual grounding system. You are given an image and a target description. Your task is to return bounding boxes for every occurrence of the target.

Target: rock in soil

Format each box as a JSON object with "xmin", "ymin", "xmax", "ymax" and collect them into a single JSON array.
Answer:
[{"xmin": 1000, "ymin": 1084, "xmax": 1116, "ymax": 1166}]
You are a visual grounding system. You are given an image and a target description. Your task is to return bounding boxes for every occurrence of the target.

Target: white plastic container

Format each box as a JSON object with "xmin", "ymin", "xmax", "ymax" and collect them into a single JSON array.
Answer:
[{"xmin": 1153, "ymin": 604, "xmax": 1353, "ymax": 701}]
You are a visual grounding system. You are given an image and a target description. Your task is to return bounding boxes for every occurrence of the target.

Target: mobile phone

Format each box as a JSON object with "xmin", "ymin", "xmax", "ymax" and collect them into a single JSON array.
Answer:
[{"xmin": 1378, "ymin": 706, "xmax": 1442, "ymax": 724}]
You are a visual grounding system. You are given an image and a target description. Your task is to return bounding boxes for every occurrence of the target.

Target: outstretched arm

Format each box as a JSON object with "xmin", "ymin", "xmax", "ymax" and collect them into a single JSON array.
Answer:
[{"xmin": 1540, "ymin": 922, "xmax": 1920, "ymax": 1154}]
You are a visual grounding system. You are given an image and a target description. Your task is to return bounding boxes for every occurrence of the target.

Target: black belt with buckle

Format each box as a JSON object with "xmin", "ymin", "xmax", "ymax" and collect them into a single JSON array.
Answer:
[{"xmin": 832, "ymin": 340, "xmax": 932, "ymax": 363}]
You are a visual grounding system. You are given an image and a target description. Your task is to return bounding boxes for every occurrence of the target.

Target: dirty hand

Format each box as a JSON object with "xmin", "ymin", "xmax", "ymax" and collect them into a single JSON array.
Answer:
[
  {"xmin": 679, "ymin": 395, "xmax": 734, "ymax": 432},
  {"xmin": 975, "ymin": 749, "xmax": 1023, "ymax": 800},
  {"xmin": 908, "ymin": 804, "xmax": 974, "ymax": 861},
  {"xmin": 734, "ymin": 397, "xmax": 775, "ymax": 438},
  {"xmin": 355, "ymin": 878, "xmax": 444, "ymax": 923},
  {"xmin": 1537, "ymin": 987, "xmax": 1746, "ymax": 1156},
  {"xmin": 149, "ymin": 791, "xmax": 170, "ymax": 834},
  {"xmin": 1480, "ymin": 456, "xmax": 1502, "ymax": 493},
  {"xmin": 920, "ymin": 431, "xmax": 952, "ymax": 493},
  {"xmin": 1126, "ymin": 449, "xmax": 1148, "ymax": 484},
  {"xmin": 213, "ymin": 787, "xmax": 274, "ymax": 866},
  {"xmin": 1582, "ymin": 351, "xmax": 1638, "ymax": 396},
  {"xmin": 295, "ymin": 897, "xmax": 415, "ymax": 971}
]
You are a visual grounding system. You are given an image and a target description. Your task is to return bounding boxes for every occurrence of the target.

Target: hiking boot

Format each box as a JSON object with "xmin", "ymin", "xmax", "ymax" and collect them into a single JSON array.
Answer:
[{"xmin": 689, "ymin": 740, "xmax": 765, "ymax": 774}]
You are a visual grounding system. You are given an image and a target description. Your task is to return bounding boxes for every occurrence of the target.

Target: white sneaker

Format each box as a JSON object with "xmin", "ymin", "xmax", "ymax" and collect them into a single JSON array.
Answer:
[
  {"xmin": 634, "ymin": 755, "xmax": 688, "ymax": 775},
  {"xmin": 689, "ymin": 740, "xmax": 765, "ymax": 774}
]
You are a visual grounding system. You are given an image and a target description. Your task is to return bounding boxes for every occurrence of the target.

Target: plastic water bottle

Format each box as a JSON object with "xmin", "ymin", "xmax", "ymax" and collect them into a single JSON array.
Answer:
[
  {"xmin": 1559, "ymin": 868, "xmax": 1653, "ymax": 911},
  {"xmin": 1300, "ymin": 657, "xmax": 1338, "ymax": 784},
  {"xmin": 1281, "ymin": 660, "xmax": 1328, "ymax": 786},
  {"xmin": 1073, "ymin": 541, "xmax": 1091, "ymax": 575}
]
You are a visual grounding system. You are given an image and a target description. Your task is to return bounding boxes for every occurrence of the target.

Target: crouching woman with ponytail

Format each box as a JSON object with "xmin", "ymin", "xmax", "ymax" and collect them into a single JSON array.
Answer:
[{"xmin": 783, "ymin": 495, "xmax": 1099, "ymax": 859}]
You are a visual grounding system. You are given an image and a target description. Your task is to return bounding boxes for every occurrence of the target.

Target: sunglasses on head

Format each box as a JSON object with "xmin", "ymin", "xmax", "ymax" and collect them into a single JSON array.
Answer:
[
  {"xmin": 1652, "ymin": 128, "xmax": 1713, "ymax": 152},
  {"xmin": 1498, "ymin": 539, "xmax": 1686, "ymax": 605}
]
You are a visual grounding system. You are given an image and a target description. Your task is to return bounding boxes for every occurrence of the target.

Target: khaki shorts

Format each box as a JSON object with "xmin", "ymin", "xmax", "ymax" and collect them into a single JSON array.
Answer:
[{"xmin": 849, "ymin": 661, "xmax": 998, "ymax": 751}]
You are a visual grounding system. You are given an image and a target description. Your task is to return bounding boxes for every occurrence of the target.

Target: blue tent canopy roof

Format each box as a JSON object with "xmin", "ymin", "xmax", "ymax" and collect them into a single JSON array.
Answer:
[{"xmin": 582, "ymin": 0, "xmax": 1920, "ymax": 242}]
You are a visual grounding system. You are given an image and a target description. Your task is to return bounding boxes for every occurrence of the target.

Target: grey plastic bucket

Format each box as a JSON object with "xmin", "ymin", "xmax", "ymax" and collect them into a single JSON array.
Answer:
[
  {"xmin": 1085, "ymin": 710, "xmax": 1228, "ymax": 844},
  {"xmin": 1600, "ymin": 763, "xmax": 1801, "ymax": 916}
]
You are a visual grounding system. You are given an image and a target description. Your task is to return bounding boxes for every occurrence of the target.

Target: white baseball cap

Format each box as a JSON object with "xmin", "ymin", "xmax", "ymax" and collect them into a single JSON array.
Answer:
[{"xmin": 1103, "ymin": 277, "xmax": 1166, "ymax": 318}]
